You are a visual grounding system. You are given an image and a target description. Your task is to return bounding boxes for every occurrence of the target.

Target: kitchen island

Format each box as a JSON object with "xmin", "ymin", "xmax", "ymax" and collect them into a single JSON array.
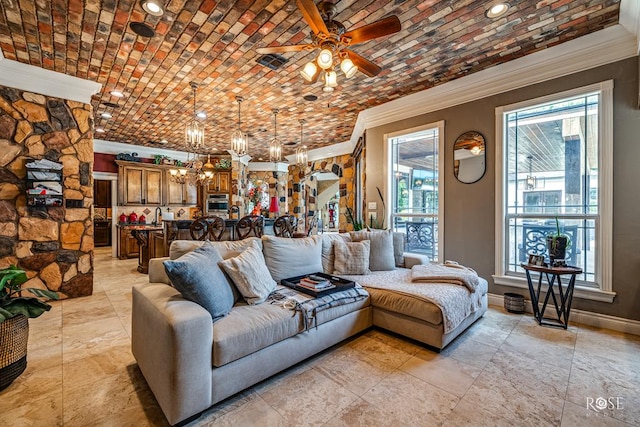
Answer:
[{"xmin": 116, "ymin": 223, "xmax": 164, "ymax": 272}]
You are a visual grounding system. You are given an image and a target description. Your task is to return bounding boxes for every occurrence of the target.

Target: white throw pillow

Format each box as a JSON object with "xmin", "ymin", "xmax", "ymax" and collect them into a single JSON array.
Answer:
[
  {"xmin": 333, "ymin": 239, "xmax": 371, "ymax": 275},
  {"xmin": 261, "ymin": 235, "xmax": 323, "ymax": 281},
  {"xmin": 219, "ymin": 245, "xmax": 277, "ymax": 304}
]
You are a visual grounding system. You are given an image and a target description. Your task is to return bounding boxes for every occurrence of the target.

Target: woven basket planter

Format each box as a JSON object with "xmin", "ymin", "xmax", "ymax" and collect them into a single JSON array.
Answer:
[
  {"xmin": 504, "ymin": 293, "xmax": 525, "ymax": 314},
  {"xmin": 0, "ymin": 314, "xmax": 29, "ymax": 391}
]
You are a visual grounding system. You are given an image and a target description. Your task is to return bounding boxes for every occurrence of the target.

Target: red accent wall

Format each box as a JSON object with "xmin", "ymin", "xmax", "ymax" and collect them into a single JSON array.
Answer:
[{"xmin": 93, "ymin": 153, "xmax": 154, "ymax": 173}]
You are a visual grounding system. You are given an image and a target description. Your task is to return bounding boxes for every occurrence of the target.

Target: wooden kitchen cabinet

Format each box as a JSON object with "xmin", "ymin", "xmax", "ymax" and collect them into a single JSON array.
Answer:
[
  {"xmin": 118, "ymin": 227, "xmax": 139, "ymax": 259},
  {"xmin": 117, "ymin": 162, "xmax": 163, "ymax": 206},
  {"xmin": 165, "ymin": 171, "xmax": 199, "ymax": 205},
  {"xmin": 207, "ymin": 171, "xmax": 231, "ymax": 194}
]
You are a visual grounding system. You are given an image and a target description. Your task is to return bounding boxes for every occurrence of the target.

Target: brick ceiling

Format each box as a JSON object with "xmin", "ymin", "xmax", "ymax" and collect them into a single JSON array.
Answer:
[{"xmin": 0, "ymin": 0, "xmax": 621, "ymax": 160}]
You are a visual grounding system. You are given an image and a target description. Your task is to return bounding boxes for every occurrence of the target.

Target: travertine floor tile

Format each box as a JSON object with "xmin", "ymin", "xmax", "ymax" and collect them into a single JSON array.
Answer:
[
  {"xmin": 324, "ymin": 397, "xmax": 409, "ymax": 427},
  {"xmin": 361, "ymin": 370, "xmax": 459, "ymax": 425},
  {"xmin": 257, "ymin": 367, "xmax": 358, "ymax": 426},
  {"xmin": 400, "ymin": 351, "xmax": 482, "ymax": 397}
]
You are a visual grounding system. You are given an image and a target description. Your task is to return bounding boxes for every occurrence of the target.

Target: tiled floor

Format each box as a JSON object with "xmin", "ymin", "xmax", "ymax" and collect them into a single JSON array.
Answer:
[{"xmin": 1, "ymin": 247, "xmax": 639, "ymax": 426}]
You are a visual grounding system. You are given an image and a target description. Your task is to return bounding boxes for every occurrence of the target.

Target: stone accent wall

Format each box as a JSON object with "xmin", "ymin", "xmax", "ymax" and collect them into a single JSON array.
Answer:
[
  {"xmin": 0, "ymin": 86, "xmax": 94, "ymax": 299},
  {"xmin": 288, "ymin": 153, "xmax": 356, "ymax": 232}
]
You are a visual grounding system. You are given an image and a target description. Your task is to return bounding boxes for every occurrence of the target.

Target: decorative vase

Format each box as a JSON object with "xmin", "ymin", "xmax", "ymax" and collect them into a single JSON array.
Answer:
[
  {"xmin": 546, "ymin": 235, "xmax": 568, "ymax": 262},
  {"xmin": 0, "ymin": 314, "xmax": 29, "ymax": 391}
]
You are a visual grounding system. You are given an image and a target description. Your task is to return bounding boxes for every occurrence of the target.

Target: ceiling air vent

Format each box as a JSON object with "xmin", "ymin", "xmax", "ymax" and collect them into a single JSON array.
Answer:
[{"xmin": 256, "ymin": 54, "xmax": 288, "ymax": 70}]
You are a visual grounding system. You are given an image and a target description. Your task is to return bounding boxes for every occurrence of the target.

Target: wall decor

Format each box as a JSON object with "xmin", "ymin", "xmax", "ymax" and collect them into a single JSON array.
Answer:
[{"xmin": 453, "ymin": 131, "xmax": 486, "ymax": 184}]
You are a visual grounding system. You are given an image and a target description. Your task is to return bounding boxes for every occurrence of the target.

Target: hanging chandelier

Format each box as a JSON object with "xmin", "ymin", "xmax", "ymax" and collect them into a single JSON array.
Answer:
[
  {"xmin": 169, "ymin": 153, "xmax": 214, "ymax": 187},
  {"xmin": 230, "ymin": 96, "xmax": 248, "ymax": 156},
  {"xmin": 269, "ymin": 108, "xmax": 282, "ymax": 163},
  {"xmin": 296, "ymin": 119, "xmax": 308, "ymax": 166},
  {"xmin": 185, "ymin": 82, "xmax": 204, "ymax": 152}
]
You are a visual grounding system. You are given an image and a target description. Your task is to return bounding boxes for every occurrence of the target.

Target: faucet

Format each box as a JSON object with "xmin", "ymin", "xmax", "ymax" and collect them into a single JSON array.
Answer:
[{"xmin": 154, "ymin": 207, "xmax": 162, "ymax": 225}]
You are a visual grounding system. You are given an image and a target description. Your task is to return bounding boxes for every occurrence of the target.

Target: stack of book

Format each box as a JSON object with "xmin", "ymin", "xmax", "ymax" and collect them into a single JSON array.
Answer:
[{"xmin": 297, "ymin": 275, "xmax": 335, "ymax": 292}]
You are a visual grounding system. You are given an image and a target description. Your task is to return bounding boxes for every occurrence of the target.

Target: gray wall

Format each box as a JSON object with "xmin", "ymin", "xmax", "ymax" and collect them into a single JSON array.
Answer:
[{"xmin": 366, "ymin": 57, "xmax": 640, "ymax": 321}]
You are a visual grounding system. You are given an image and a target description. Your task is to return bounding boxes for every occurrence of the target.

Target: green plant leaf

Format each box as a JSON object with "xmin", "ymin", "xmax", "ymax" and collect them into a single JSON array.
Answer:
[
  {"xmin": 0, "ymin": 268, "xmax": 27, "ymax": 292},
  {"xmin": 1, "ymin": 298, "xmax": 52, "ymax": 321},
  {"xmin": 0, "ymin": 307, "xmax": 13, "ymax": 323},
  {"xmin": 25, "ymin": 288, "xmax": 60, "ymax": 300}
]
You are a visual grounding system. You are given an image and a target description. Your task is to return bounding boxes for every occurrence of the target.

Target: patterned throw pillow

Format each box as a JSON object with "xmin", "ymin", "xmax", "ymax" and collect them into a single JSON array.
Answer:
[
  {"xmin": 332, "ymin": 239, "xmax": 371, "ymax": 275},
  {"xmin": 219, "ymin": 245, "xmax": 277, "ymax": 305}
]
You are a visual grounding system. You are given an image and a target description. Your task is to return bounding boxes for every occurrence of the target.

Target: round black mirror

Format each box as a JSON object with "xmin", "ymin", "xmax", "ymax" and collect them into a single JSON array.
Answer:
[{"xmin": 454, "ymin": 131, "xmax": 486, "ymax": 183}]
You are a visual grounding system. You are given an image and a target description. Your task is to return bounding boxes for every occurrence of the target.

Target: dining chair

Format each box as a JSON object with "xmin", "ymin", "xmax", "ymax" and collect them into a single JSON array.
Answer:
[
  {"xmin": 189, "ymin": 215, "xmax": 226, "ymax": 241},
  {"xmin": 235, "ymin": 215, "xmax": 264, "ymax": 239},
  {"xmin": 273, "ymin": 214, "xmax": 297, "ymax": 238}
]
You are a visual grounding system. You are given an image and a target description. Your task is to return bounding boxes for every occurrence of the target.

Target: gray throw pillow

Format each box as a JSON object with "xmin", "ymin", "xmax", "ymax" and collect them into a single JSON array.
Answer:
[
  {"xmin": 392, "ymin": 232, "xmax": 406, "ymax": 267},
  {"xmin": 163, "ymin": 242, "xmax": 235, "ymax": 322},
  {"xmin": 333, "ymin": 239, "xmax": 371, "ymax": 275},
  {"xmin": 262, "ymin": 235, "xmax": 323, "ymax": 281},
  {"xmin": 219, "ymin": 245, "xmax": 277, "ymax": 305},
  {"xmin": 350, "ymin": 229, "xmax": 396, "ymax": 271},
  {"xmin": 320, "ymin": 233, "xmax": 351, "ymax": 273}
]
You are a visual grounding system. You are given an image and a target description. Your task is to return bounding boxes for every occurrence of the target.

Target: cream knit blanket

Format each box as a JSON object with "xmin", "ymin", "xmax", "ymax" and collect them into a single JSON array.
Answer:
[{"xmin": 411, "ymin": 261, "xmax": 480, "ymax": 292}]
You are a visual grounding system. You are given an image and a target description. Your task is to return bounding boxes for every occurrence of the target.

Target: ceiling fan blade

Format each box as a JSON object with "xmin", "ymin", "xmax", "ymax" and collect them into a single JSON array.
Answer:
[
  {"xmin": 256, "ymin": 45, "xmax": 312, "ymax": 54},
  {"xmin": 342, "ymin": 16, "xmax": 401, "ymax": 45},
  {"xmin": 296, "ymin": 0, "xmax": 329, "ymax": 36},
  {"xmin": 345, "ymin": 49, "xmax": 381, "ymax": 77}
]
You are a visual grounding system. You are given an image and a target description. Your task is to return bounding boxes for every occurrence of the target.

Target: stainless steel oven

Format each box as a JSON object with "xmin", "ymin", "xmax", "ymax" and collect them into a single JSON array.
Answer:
[{"xmin": 206, "ymin": 193, "xmax": 229, "ymax": 217}]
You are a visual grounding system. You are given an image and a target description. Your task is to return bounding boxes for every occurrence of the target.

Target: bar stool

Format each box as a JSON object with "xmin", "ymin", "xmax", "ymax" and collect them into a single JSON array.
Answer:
[
  {"xmin": 235, "ymin": 215, "xmax": 264, "ymax": 239},
  {"xmin": 189, "ymin": 216, "xmax": 226, "ymax": 241}
]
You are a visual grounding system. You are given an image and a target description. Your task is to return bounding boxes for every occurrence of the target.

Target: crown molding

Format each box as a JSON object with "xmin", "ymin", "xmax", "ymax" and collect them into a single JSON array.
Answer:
[
  {"xmin": 349, "ymin": 24, "xmax": 638, "ymax": 147},
  {"xmin": 0, "ymin": 53, "xmax": 101, "ymax": 104},
  {"xmin": 94, "ymin": 139, "xmax": 191, "ymax": 161},
  {"xmin": 620, "ymin": 0, "xmax": 640, "ymax": 53},
  {"xmin": 248, "ymin": 162, "xmax": 289, "ymax": 172},
  {"xmin": 285, "ymin": 140, "xmax": 353, "ymax": 164}
]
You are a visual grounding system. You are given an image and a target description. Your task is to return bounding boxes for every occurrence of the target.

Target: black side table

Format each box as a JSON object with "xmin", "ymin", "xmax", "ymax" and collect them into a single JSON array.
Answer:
[{"xmin": 521, "ymin": 263, "xmax": 582, "ymax": 329}]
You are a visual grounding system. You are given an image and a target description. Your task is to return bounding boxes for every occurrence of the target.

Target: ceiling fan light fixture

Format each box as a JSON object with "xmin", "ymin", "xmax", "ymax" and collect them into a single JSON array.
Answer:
[
  {"xmin": 317, "ymin": 49, "xmax": 333, "ymax": 69},
  {"xmin": 301, "ymin": 61, "xmax": 318, "ymax": 82},
  {"xmin": 141, "ymin": 0, "xmax": 164, "ymax": 16},
  {"xmin": 340, "ymin": 58, "xmax": 358, "ymax": 78},
  {"xmin": 485, "ymin": 2, "xmax": 510, "ymax": 18},
  {"xmin": 324, "ymin": 70, "xmax": 338, "ymax": 87}
]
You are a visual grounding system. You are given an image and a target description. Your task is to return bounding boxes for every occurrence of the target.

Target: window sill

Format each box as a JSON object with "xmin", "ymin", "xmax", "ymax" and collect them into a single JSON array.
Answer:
[{"xmin": 492, "ymin": 274, "xmax": 616, "ymax": 303}]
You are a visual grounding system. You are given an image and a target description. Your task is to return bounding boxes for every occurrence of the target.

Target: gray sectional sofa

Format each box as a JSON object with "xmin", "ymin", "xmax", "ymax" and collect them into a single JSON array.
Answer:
[{"xmin": 132, "ymin": 233, "xmax": 488, "ymax": 425}]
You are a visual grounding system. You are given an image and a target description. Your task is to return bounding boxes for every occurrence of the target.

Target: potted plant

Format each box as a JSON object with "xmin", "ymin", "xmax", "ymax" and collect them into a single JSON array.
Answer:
[
  {"xmin": 546, "ymin": 217, "xmax": 570, "ymax": 263},
  {"xmin": 0, "ymin": 265, "xmax": 58, "ymax": 391}
]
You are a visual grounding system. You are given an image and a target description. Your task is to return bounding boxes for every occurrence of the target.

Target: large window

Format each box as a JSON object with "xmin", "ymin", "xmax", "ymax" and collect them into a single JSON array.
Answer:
[
  {"xmin": 495, "ymin": 81, "xmax": 614, "ymax": 300},
  {"xmin": 389, "ymin": 122, "xmax": 444, "ymax": 261}
]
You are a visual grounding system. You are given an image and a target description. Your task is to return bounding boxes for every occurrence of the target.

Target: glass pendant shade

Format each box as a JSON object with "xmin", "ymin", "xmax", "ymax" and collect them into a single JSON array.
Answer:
[
  {"xmin": 323, "ymin": 70, "xmax": 337, "ymax": 92},
  {"xmin": 296, "ymin": 119, "xmax": 308, "ymax": 166},
  {"xmin": 340, "ymin": 58, "xmax": 358, "ymax": 78},
  {"xmin": 300, "ymin": 62, "xmax": 318, "ymax": 82},
  {"xmin": 185, "ymin": 119, "xmax": 204, "ymax": 152},
  {"xmin": 317, "ymin": 49, "xmax": 333, "ymax": 69},
  {"xmin": 230, "ymin": 96, "xmax": 248, "ymax": 155},
  {"xmin": 185, "ymin": 82, "xmax": 204, "ymax": 152},
  {"xmin": 269, "ymin": 109, "xmax": 282, "ymax": 163},
  {"xmin": 231, "ymin": 129, "xmax": 247, "ymax": 155},
  {"xmin": 296, "ymin": 145, "xmax": 308, "ymax": 165}
]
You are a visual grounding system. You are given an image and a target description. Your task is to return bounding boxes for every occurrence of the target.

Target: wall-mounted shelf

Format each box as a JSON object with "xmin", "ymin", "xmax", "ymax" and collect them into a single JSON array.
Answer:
[{"xmin": 25, "ymin": 161, "xmax": 64, "ymax": 215}]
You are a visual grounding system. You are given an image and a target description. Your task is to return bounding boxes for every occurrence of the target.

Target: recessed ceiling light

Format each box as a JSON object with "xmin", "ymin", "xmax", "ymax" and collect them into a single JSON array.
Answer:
[
  {"xmin": 101, "ymin": 112, "xmax": 112, "ymax": 119},
  {"xmin": 160, "ymin": 139, "xmax": 168, "ymax": 144},
  {"xmin": 110, "ymin": 90, "xmax": 124, "ymax": 98},
  {"xmin": 196, "ymin": 111, "xmax": 206, "ymax": 119},
  {"xmin": 485, "ymin": 2, "xmax": 510, "ymax": 18},
  {"xmin": 141, "ymin": 0, "xmax": 164, "ymax": 16},
  {"xmin": 95, "ymin": 127, "xmax": 105, "ymax": 133}
]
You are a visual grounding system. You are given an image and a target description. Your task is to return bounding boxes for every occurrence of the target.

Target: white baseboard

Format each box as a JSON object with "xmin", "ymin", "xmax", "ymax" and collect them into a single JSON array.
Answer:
[{"xmin": 488, "ymin": 293, "xmax": 640, "ymax": 336}]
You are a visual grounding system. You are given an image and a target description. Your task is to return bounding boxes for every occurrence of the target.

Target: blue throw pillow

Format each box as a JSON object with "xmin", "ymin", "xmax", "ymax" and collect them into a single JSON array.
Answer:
[{"xmin": 163, "ymin": 242, "xmax": 235, "ymax": 322}]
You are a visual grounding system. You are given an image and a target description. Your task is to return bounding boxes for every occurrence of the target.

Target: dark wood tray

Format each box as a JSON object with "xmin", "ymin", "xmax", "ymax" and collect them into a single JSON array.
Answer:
[{"xmin": 281, "ymin": 272, "xmax": 355, "ymax": 298}]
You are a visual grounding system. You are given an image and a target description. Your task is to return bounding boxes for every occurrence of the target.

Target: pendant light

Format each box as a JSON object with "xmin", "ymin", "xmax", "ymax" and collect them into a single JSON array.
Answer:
[
  {"xmin": 185, "ymin": 82, "xmax": 204, "ymax": 152},
  {"xmin": 296, "ymin": 119, "xmax": 308, "ymax": 166},
  {"xmin": 269, "ymin": 108, "xmax": 282, "ymax": 163},
  {"xmin": 231, "ymin": 96, "xmax": 248, "ymax": 155}
]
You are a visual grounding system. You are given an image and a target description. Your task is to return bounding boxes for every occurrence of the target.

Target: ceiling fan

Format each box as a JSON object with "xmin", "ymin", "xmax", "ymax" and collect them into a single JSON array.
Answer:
[{"xmin": 256, "ymin": 0, "xmax": 401, "ymax": 89}]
